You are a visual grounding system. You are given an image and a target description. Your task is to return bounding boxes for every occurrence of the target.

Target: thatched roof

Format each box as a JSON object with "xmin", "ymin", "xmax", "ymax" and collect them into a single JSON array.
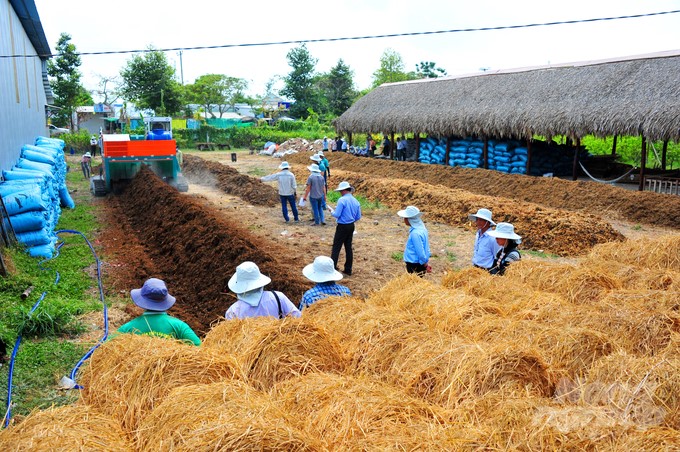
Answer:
[{"xmin": 335, "ymin": 51, "xmax": 680, "ymax": 141}]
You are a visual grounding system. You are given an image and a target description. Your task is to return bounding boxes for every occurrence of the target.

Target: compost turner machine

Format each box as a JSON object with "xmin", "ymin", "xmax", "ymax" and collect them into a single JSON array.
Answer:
[{"xmin": 90, "ymin": 117, "xmax": 188, "ymax": 196}]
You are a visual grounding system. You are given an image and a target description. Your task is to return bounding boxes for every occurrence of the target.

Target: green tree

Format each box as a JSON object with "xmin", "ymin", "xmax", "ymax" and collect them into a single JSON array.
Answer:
[
  {"xmin": 318, "ymin": 59, "xmax": 356, "ymax": 116},
  {"xmin": 185, "ymin": 74, "xmax": 247, "ymax": 118},
  {"xmin": 119, "ymin": 48, "xmax": 182, "ymax": 115},
  {"xmin": 415, "ymin": 61, "xmax": 447, "ymax": 79},
  {"xmin": 281, "ymin": 44, "xmax": 320, "ymax": 119},
  {"xmin": 47, "ymin": 33, "xmax": 93, "ymax": 128},
  {"xmin": 371, "ymin": 48, "xmax": 417, "ymax": 88}
]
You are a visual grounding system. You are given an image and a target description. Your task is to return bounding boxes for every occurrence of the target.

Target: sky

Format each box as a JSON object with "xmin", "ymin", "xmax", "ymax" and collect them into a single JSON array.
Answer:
[{"xmin": 32, "ymin": 0, "xmax": 680, "ymax": 103}]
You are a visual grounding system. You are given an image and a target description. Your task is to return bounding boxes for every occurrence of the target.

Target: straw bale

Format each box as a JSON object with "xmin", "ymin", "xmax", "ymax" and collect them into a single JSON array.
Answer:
[
  {"xmin": 136, "ymin": 381, "xmax": 318, "ymax": 451},
  {"xmin": 588, "ymin": 235, "xmax": 680, "ymax": 270},
  {"xmin": 79, "ymin": 335, "xmax": 244, "ymax": 432},
  {"xmin": 273, "ymin": 372, "xmax": 489, "ymax": 450},
  {"xmin": 584, "ymin": 257, "xmax": 680, "ymax": 292},
  {"xmin": 238, "ymin": 318, "xmax": 349, "ymax": 390},
  {"xmin": 201, "ymin": 315, "xmax": 281, "ymax": 353},
  {"xmin": 0, "ymin": 404, "xmax": 130, "ymax": 451},
  {"xmin": 565, "ymin": 352, "xmax": 680, "ymax": 429},
  {"xmin": 292, "ymin": 295, "xmax": 366, "ymax": 344}
]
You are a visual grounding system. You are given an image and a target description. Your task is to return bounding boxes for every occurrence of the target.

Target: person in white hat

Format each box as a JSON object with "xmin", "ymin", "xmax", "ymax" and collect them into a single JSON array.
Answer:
[
  {"xmin": 117, "ymin": 278, "xmax": 201, "ymax": 345},
  {"xmin": 89, "ymin": 135, "xmax": 98, "ymax": 157},
  {"xmin": 303, "ymin": 162, "xmax": 327, "ymax": 226},
  {"xmin": 81, "ymin": 152, "xmax": 92, "ymax": 179},
  {"xmin": 487, "ymin": 223, "xmax": 522, "ymax": 276},
  {"xmin": 329, "ymin": 181, "xmax": 362, "ymax": 276},
  {"xmin": 322, "ymin": 136, "xmax": 329, "ymax": 152},
  {"xmin": 225, "ymin": 262, "xmax": 301, "ymax": 320},
  {"xmin": 299, "ymin": 256, "xmax": 351, "ymax": 310},
  {"xmin": 397, "ymin": 206, "xmax": 431, "ymax": 276},
  {"xmin": 468, "ymin": 208, "xmax": 501, "ymax": 270},
  {"xmin": 260, "ymin": 161, "xmax": 299, "ymax": 223}
]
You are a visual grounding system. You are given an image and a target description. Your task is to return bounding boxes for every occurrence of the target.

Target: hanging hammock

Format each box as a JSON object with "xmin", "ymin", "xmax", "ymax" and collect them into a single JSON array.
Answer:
[{"xmin": 579, "ymin": 161, "xmax": 637, "ymax": 184}]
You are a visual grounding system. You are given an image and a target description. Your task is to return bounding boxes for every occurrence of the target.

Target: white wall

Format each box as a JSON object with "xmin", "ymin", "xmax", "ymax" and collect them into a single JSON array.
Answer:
[{"xmin": 0, "ymin": 0, "xmax": 49, "ymax": 174}]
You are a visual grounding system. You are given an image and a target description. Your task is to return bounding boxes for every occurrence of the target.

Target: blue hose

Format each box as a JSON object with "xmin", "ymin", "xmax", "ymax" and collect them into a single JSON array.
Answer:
[{"xmin": 2, "ymin": 229, "xmax": 108, "ymax": 427}]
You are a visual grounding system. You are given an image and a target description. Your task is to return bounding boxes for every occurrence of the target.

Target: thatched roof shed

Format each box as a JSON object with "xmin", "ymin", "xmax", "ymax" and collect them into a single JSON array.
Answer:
[{"xmin": 335, "ymin": 50, "xmax": 680, "ymax": 142}]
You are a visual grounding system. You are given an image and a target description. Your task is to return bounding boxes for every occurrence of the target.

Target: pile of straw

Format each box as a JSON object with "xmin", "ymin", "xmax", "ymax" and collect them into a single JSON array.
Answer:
[
  {"xmin": 588, "ymin": 235, "xmax": 680, "ymax": 270},
  {"xmin": 0, "ymin": 404, "xmax": 130, "ymax": 451},
  {"xmin": 135, "ymin": 381, "xmax": 318, "ymax": 451},
  {"xmin": 80, "ymin": 335, "xmax": 244, "ymax": 432},
  {"xmin": 273, "ymin": 372, "xmax": 488, "ymax": 450}
]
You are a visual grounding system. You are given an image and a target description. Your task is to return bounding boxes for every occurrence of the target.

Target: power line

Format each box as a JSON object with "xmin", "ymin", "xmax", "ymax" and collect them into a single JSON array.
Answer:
[{"xmin": 2, "ymin": 9, "xmax": 679, "ymax": 59}]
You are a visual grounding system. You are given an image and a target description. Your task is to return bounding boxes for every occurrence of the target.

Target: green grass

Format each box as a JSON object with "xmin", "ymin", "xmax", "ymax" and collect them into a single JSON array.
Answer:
[
  {"xmin": 247, "ymin": 167, "xmax": 268, "ymax": 177},
  {"xmin": 523, "ymin": 249, "xmax": 560, "ymax": 259},
  {"xmin": 391, "ymin": 251, "xmax": 404, "ymax": 261},
  {"xmin": 0, "ymin": 160, "xmax": 104, "ymax": 417},
  {"xmin": 446, "ymin": 251, "xmax": 457, "ymax": 262},
  {"xmin": 327, "ymin": 191, "xmax": 384, "ymax": 212}
]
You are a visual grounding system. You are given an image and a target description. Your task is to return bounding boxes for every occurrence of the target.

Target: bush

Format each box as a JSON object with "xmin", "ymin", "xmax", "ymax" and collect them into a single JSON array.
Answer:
[{"xmin": 61, "ymin": 130, "xmax": 91, "ymax": 153}]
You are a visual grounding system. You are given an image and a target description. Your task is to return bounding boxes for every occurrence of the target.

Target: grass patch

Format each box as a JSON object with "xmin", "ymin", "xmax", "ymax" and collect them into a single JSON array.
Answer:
[
  {"xmin": 247, "ymin": 167, "xmax": 268, "ymax": 177},
  {"xmin": 391, "ymin": 251, "xmax": 404, "ymax": 261},
  {"xmin": 327, "ymin": 191, "xmax": 383, "ymax": 212},
  {"xmin": 446, "ymin": 251, "xmax": 457, "ymax": 262},
  {"xmin": 523, "ymin": 249, "xmax": 560, "ymax": 259}
]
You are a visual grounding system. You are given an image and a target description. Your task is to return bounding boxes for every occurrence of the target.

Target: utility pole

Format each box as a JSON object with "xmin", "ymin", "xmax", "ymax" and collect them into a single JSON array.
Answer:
[{"xmin": 178, "ymin": 50, "xmax": 184, "ymax": 85}]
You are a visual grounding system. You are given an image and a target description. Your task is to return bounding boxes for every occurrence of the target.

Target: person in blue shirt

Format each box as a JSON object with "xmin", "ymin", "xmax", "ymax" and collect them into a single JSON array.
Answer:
[
  {"xmin": 299, "ymin": 256, "xmax": 351, "ymax": 310},
  {"xmin": 328, "ymin": 181, "xmax": 362, "ymax": 276},
  {"xmin": 469, "ymin": 208, "xmax": 501, "ymax": 270},
  {"xmin": 398, "ymin": 206, "xmax": 431, "ymax": 276}
]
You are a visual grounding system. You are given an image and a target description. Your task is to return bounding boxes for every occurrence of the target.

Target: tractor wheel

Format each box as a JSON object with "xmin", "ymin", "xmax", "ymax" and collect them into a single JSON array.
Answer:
[{"xmin": 90, "ymin": 176, "xmax": 107, "ymax": 197}]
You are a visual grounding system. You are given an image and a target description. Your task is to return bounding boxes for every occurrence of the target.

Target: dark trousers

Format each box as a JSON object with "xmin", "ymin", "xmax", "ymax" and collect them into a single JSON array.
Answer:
[
  {"xmin": 90, "ymin": 144, "xmax": 97, "ymax": 157},
  {"xmin": 279, "ymin": 194, "xmax": 298, "ymax": 222},
  {"xmin": 331, "ymin": 222, "xmax": 355, "ymax": 274},
  {"xmin": 406, "ymin": 262, "xmax": 427, "ymax": 277}
]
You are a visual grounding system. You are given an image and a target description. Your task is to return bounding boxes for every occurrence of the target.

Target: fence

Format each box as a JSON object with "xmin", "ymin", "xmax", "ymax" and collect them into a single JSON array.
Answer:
[{"xmin": 645, "ymin": 177, "xmax": 680, "ymax": 195}]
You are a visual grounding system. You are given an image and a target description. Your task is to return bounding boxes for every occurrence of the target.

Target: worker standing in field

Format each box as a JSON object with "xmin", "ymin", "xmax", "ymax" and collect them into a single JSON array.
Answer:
[
  {"xmin": 261, "ymin": 161, "xmax": 299, "ymax": 223},
  {"xmin": 398, "ymin": 206, "xmax": 431, "ymax": 276},
  {"xmin": 89, "ymin": 135, "xmax": 98, "ymax": 157},
  {"xmin": 469, "ymin": 208, "xmax": 500, "ymax": 270},
  {"xmin": 225, "ymin": 262, "xmax": 301, "ymax": 319},
  {"xmin": 81, "ymin": 152, "xmax": 92, "ymax": 179},
  {"xmin": 487, "ymin": 223, "xmax": 522, "ymax": 276},
  {"xmin": 299, "ymin": 256, "xmax": 351, "ymax": 310},
  {"xmin": 303, "ymin": 159, "xmax": 327, "ymax": 226},
  {"xmin": 328, "ymin": 181, "xmax": 362, "ymax": 276},
  {"xmin": 117, "ymin": 278, "xmax": 201, "ymax": 346},
  {"xmin": 322, "ymin": 136, "xmax": 329, "ymax": 152}
]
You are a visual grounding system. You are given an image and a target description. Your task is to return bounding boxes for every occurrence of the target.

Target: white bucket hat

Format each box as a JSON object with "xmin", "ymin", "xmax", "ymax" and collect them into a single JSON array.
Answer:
[
  {"xmin": 303, "ymin": 256, "xmax": 343, "ymax": 283},
  {"xmin": 468, "ymin": 208, "xmax": 496, "ymax": 225},
  {"xmin": 334, "ymin": 181, "xmax": 352, "ymax": 192},
  {"xmin": 308, "ymin": 163, "xmax": 321, "ymax": 172},
  {"xmin": 317, "ymin": 150, "xmax": 324, "ymax": 155},
  {"xmin": 83, "ymin": 152, "xmax": 91, "ymax": 158},
  {"xmin": 397, "ymin": 206, "xmax": 421, "ymax": 219},
  {"xmin": 278, "ymin": 161, "xmax": 290, "ymax": 170},
  {"xmin": 488, "ymin": 222, "xmax": 522, "ymax": 241},
  {"xmin": 228, "ymin": 262, "xmax": 271, "ymax": 294},
  {"xmin": 310, "ymin": 154, "xmax": 322, "ymax": 162}
]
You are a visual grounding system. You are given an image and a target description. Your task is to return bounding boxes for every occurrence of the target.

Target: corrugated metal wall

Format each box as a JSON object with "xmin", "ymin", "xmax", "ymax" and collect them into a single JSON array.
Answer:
[{"xmin": 0, "ymin": 0, "xmax": 49, "ymax": 174}]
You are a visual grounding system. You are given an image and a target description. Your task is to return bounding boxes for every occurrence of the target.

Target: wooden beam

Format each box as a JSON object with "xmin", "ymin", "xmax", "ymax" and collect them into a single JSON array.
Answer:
[
  {"xmin": 526, "ymin": 139, "xmax": 532, "ymax": 175},
  {"xmin": 415, "ymin": 134, "xmax": 420, "ymax": 161},
  {"xmin": 348, "ymin": 133, "xmax": 352, "ymax": 147},
  {"xmin": 482, "ymin": 138, "xmax": 489, "ymax": 169},
  {"xmin": 639, "ymin": 136, "xmax": 647, "ymax": 191},
  {"xmin": 662, "ymin": 140, "xmax": 668, "ymax": 170},
  {"xmin": 390, "ymin": 132, "xmax": 395, "ymax": 159},
  {"xmin": 445, "ymin": 136, "xmax": 451, "ymax": 166},
  {"xmin": 611, "ymin": 135, "xmax": 617, "ymax": 156},
  {"xmin": 572, "ymin": 138, "xmax": 580, "ymax": 181}
]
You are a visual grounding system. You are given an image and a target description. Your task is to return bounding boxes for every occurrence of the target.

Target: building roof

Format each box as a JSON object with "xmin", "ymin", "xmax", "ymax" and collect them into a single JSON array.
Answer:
[
  {"xmin": 9, "ymin": 0, "xmax": 51, "ymax": 59},
  {"xmin": 334, "ymin": 50, "xmax": 680, "ymax": 142}
]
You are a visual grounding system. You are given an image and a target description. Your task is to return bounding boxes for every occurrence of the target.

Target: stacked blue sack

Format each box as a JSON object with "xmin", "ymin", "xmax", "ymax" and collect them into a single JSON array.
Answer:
[
  {"xmin": 418, "ymin": 137, "xmax": 447, "ymax": 165},
  {"xmin": 0, "ymin": 136, "xmax": 75, "ymax": 258}
]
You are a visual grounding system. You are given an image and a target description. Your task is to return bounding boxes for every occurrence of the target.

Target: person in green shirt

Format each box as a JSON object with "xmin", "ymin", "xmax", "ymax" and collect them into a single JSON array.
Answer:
[{"xmin": 117, "ymin": 278, "xmax": 201, "ymax": 346}]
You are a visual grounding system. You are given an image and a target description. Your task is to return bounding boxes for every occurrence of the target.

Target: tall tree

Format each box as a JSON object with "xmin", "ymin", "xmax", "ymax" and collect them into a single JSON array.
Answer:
[
  {"xmin": 281, "ymin": 44, "xmax": 319, "ymax": 119},
  {"xmin": 119, "ymin": 49, "xmax": 182, "ymax": 115},
  {"xmin": 186, "ymin": 74, "xmax": 247, "ymax": 118},
  {"xmin": 319, "ymin": 59, "xmax": 356, "ymax": 116},
  {"xmin": 416, "ymin": 61, "xmax": 447, "ymax": 79},
  {"xmin": 47, "ymin": 33, "xmax": 92, "ymax": 129},
  {"xmin": 371, "ymin": 48, "xmax": 417, "ymax": 88},
  {"xmin": 93, "ymin": 74, "xmax": 121, "ymax": 107}
]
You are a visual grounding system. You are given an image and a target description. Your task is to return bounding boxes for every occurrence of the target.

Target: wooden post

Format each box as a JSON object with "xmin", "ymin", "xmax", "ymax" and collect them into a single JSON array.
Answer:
[
  {"xmin": 526, "ymin": 139, "xmax": 532, "ymax": 175},
  {"xmin": 390, "ymin": 132, "xmax": 395, "ymax": 159},
  {"xmin": 482, "ymin": 138, "xmax": 489, "ymax": 169},
  {"xmin": 639, "ymin": 136, "xmax": 647, "ymax": 191},
  {"xmin": 662, "ymin": 140, "xmax": 668, "ymax": 170},
  {"xmin": 611, "ymin": 135, "xmax": 617, "ymax": 156},
  {"xmin": 445, "ymin": 136, "xmax": 451, "ymax": 167},
  {"xmin": 572, "ymin": 138, "xmax": 580, "ymax": 181},
  {"xmin": 415, "ymin": 134, "xmax": 420, "ymax": 161},
  {"xmin": 348, "ymin": 133, "xmax": 352, "ymax": 147}
]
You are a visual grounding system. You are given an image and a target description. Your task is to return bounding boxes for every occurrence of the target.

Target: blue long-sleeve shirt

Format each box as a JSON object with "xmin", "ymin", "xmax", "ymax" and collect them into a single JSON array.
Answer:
[
  {"xmin": 404, "ymin": 226, "xmax": 430, "ymax": 265},
  {"xmin": 472, "ymin": 229, "xmax": 500, "ymax": 269},
  {"xmin": 332, "ymin": 193, "xmax": 361, "ymax": 224}
]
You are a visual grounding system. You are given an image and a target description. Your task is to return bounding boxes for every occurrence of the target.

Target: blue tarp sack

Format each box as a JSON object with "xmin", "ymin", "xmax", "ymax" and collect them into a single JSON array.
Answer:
[
  {"xmin": 0, "ymin": 179, "xmax": 46, "ymax": 197},
  {"xmin": 35, "ymin": 136, "xmax": 65, "ymax": 149},
  {"xmin": 22, "ymin": 149, "xmax": 57, "ymax": 166},
  {"xmin": 28, "ymin": 242, "xmax": 55, "ymax": 259},
  {"xmin": 9, "ymin": 211, "xmax": 48, "ymax": 233},
  {"xmin": 3, "ymin": 168, "xmax": 51, "ymax": 181},
  {"xmin": 3, "ymin": 187, "xmax": 48, "ymax": 215},
  {"xmin": 16, "ymin": 228, "xmax": 52, "ymax": 247},
  {"xmin": 58, "ymin": 186, "xmax": 75, "ymax": 209},
  {"xmin": 23, "ymin": 144, "xmax": 59, "ymax": 158},
  {"xmin": 16, "ymin": 158, "xmax": 56, "ymax": 176}
]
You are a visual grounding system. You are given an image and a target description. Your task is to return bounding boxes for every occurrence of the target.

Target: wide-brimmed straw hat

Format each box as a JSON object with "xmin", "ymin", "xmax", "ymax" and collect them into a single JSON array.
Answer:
[
  {"xmin": 131, "ymin": 278, "xmax": 176, "ymax": 311},
  {"xmin": 228, "ymin": 262, "xmax": 271, "ymax": 294},
  {"xmin": 334, "ymin": 181, "xmax": 353, "ymax": 192},
  {"xmin": 468, "ymin": 208, "xmax": 495, "ymax": 225},
  {"xmin": 308, "ymin": 163, "xmax": 321, "ymax": 172},
  {"xmin": 488, "ymin": 222, "xmax": 522, "ymax": 241},
  {"xmin": 278, "ymin": 161, "xmax": 290, "ymax": 170},
  {"xmin": 303, "ymin": 256, "xmax": 343, "ymax": 283},
  {"xmin": 83, "ymin": 152, "xmax": 91, "ymax": 158},
  {"xmin": 397, "ymin": 206, "xmax": 421, "ymax": 219},
  {"xmin": 310, "ymin": 154, "xmax": 322, "ymax": 162}
]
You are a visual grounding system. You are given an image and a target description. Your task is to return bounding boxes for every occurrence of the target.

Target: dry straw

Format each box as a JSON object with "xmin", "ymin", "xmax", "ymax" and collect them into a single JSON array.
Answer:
[
  {"xmin": 588, "ymin": 235, "xmax": 680, "ymax": 270},
  {"xmin": 135, "ymin": 380, "xmax": 318, "ymax": 451},
  {"xmin": 79, "ymin": 334, "xmax": 244, "ymax": 433},
  {"xmin": 0, "ymin": 404, "xmax": 130, "ymax": 451},
  {"xmin": 273, "ymin": 372, "xmax": 489, "ymax": 450}
]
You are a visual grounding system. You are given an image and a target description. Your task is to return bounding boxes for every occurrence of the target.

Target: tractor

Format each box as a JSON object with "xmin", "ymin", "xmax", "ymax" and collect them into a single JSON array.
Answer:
[{"xmin": 90, "ymin": 117, "xmax": 188, "ymax": 196}]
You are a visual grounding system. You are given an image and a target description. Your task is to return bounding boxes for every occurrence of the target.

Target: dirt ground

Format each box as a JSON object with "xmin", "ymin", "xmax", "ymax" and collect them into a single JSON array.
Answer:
[{"xmin": 90, "ymin": 149, "xmax": 677, "ymax": 337}]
